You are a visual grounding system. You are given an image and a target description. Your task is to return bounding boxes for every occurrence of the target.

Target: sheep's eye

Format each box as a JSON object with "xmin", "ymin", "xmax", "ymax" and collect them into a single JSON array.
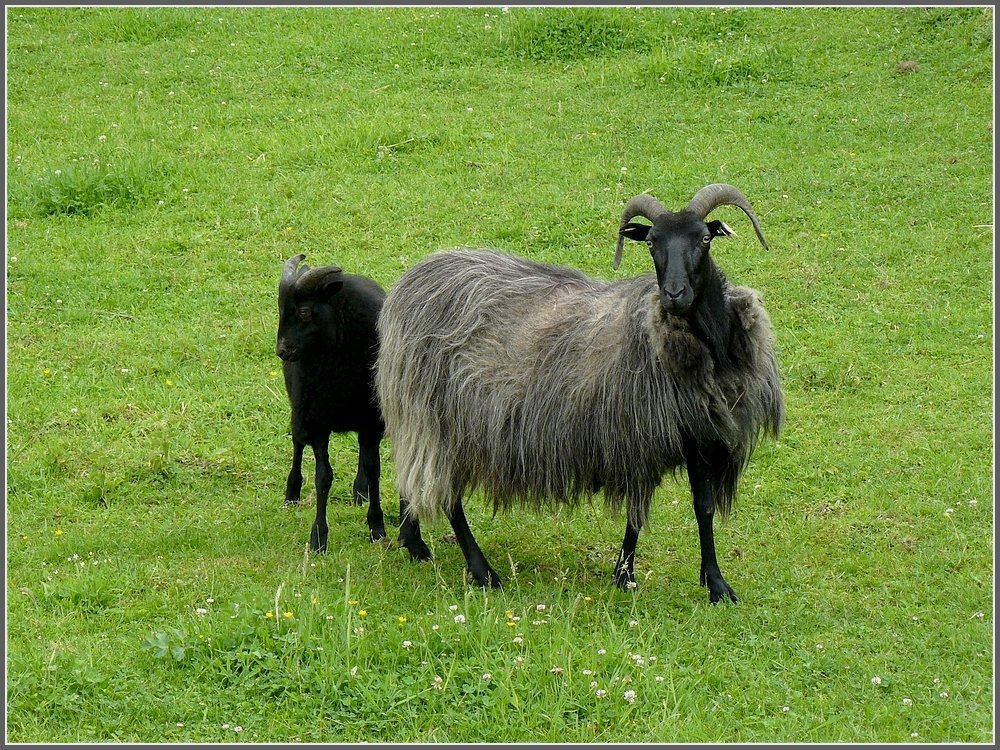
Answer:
[
  {"xmin": 645, "ymin": 239, "xmax": 654, "ymax": 249},
  {"xmin": 701, "ymin": 235, "xmax": 712, "ymax": 245},
  {"xmin": 297, "ymin": 306, "xmax": 312, "ymax": 322}
]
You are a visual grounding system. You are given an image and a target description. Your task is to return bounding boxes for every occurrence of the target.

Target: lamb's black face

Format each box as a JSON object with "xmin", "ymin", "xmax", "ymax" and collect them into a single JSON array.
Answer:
[
  {"xmin": 276, "ymin": 271, "xmax": 347, "ymax": 361},
  {"xmin": 276, "ymin": 287, "xmax": 311, "ymax": 362}
]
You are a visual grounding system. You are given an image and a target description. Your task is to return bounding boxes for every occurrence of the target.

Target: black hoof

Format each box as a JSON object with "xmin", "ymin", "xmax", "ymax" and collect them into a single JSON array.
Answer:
[
  {"xmin": 283, "ymin": 496, "xmax": 301, "ymax": 506},
  {"xmin": 613, "ymin": 566, "xmax": 638, "ymax": 592},
  {"xmin": 401, "ymin": 538, "xmax": 432, "ymax": 562},
  {"xmin": 352, "ymin": 492, "xmax": 366, "ymax": 508},
  {"xmin": 310, "ymin": 526, "xmax": 328, "ymax": 554},
  {"xmin": 369, "ymin": 526, "xmax": 387, "ymax": 543},
  {"xmin": 469, "ymin": 566, "xmax": 502, "ymax": 590},
  {"xmin": 702, "ymin": 569, "xmax": 737, "ymax": 604}
]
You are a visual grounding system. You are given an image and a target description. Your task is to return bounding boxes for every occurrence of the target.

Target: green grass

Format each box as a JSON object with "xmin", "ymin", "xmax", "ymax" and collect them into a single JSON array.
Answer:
[{"xmin": 5, "ymin": 5, "xmax": 993, "ymax": 743}]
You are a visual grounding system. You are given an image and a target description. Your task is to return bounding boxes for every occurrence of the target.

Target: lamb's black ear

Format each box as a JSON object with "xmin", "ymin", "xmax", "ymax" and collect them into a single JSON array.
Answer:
[
  {"xmin": 619, "ymin": 222, "xmax": 652, "ymax": 242},
  {"xmin": 707, "ymin": 219, "xmax": 736, "ymax": 239},
  {"xmin": 321, "ymin": 276, "xmax": 344, "ymax": 298}
]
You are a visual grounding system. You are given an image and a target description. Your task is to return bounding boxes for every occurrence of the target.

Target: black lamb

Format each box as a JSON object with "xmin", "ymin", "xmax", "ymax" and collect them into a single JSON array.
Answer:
[{"xmin": 276, "ymin": 254, "xmax": 387, "ymax": 552}]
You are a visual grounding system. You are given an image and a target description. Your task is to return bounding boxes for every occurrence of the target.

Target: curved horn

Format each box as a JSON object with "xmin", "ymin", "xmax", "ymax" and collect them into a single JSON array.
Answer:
[
  {"xmin": 295, "ymin": 265, "xmax": 344, "ymax": 295},
  {"xmin": 614, "ymin": 193, "xmax": 669, "ymax": 270},
  {"xmin": 686, "ymin": 183, "xmax": 769, "ymax": 250},
  {"xmin": 280, "ymin": 254, "xmax": 307, "ymax": 291}
]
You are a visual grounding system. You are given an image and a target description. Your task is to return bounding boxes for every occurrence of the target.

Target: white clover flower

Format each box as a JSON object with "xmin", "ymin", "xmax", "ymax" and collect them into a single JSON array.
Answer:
[
  {"xmin": 902, "ymin": 697, "xmax": 913, "ymax": 706},
  {"xmin": 550, "ymin": 666, "xmax": 564, "ymax": 675},
  {"xmin": 401, "ymin": 640, "xmax": 413, "ymax": 649},
  {"xmin": 582, "ymin": 669, "xmax": 593, "ymax": 676},
  {"xmin": 482, "ymin": 673, "xmax": 492, "ymax": 682},
  {"xmin": 655, "ymin": 676, "xmax": 665, "ymax": 683},
  {"xmin": 449, "ymin": 604, "xmax": 458, "ymax": 612},
  {"xmin": 432, "ymin": 675, "xmax": 444, "ymax": 690},
  {"xmin": 623, "ymin": 689, "xmax": 637, "ymax": 704},
  {"xmin": 871, "ymin": 676, "xmax": 882, "ymax": 686},
  {"xmin": 781, "ymin": 705, "xmax": 790, "ymax": 713},
  {"xmin": 595, "ymin": 689, "xmax": 607, "ymax": 698},
  {"xmin": 513, "ymin": 636, "xmax": 523, "ymax": 645},
  {"xmin": 940, "ymin": 691, "xmax": 949, "ymax": 699},
  {"xmin": 194, "ymin": 607, "xmax": 208, "ymax": 616},
  {"xmin": 454, "ymin": 614, "xmax": 466, "ymax": 624},
  {"xmin": 597, "ymin": 648, "xmax": 606, "ymax": 655},
  {"xmin": 536, "ymin": 604, "xmax": 546, "ymax": 611}
]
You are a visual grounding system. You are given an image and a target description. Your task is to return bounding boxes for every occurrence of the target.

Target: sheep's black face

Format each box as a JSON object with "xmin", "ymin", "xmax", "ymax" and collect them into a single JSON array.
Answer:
[{"xmin": 620, "ymin": 213, "xmax": 733, "ymax": 317}]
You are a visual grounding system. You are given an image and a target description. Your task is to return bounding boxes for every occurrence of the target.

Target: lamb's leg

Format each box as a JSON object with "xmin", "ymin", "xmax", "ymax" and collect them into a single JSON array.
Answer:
[
  {"xmin": 613, "ymin": 520, "xmax": 642, "ymax": 591},
  {"xmin": 355, "ymin": 430, "xmax": 386, "ymax": 542},
  {"xmin": 447, "ymin": 497, "xmax": 501, "ymax": 589},
  {"xmin": 686, "ymin": 445, "xmax": 738, "ymax": 604},
  {"xmin": 398, "ymin": 497, "xmax": 432, "ymax": 561},
  {"xmin": 284, "ymin": 437, "xmax": 305, "ymax": 506},
  {"xmin": 310, "ymin": 436, "xmax": 332, "ymax": 553}
]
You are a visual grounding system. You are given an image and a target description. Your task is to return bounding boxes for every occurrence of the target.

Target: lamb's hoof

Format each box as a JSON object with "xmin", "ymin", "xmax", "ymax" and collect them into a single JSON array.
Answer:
[
  {"xmin": 310, "ymin": 526, "xmax": 328, "ymax": 554},
  {"xmin": 369, "ymin": 526, "xmax": 387, "ymax": 543},
  {"xmin": 352, "ymin": 492, "xmax": 366, "ymax": 508},
  {"xmin": 283, "ymin": 496, "xmax": 301, "ymax": 507}
]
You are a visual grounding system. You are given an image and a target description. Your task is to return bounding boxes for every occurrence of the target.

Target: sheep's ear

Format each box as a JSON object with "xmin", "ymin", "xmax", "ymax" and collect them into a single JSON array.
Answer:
[
  {"xmin": 619, "ymin": 222, "xmax": 652, "ymax": 242},
  {"xmin": 708, "ymin": 219, "xmax": 736, "ymax": 239}
]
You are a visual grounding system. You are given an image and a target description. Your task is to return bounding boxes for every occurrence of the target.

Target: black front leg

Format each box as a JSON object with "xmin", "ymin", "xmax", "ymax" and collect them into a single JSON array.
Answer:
[
  {"xmin": 356, "ymin": 430, "xmax": 386, "ymax": 542},
  {"xmin": 310, "ymin": 436, "xmax": 332, "ymax": 553},
  {"xmin": 686, "ymin": 444, "xmax": 738, "ymax": 604},
  {"xmin": 284, "ymin": 438, "xmax": 305, "ymax": 505},
  {"xmin": 613, "ymin": 519, "xmax": 641, "ymax": 591}
]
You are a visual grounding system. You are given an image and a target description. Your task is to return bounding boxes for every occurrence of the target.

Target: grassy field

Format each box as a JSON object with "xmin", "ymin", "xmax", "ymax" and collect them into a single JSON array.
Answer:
[{"xmin": 5, "ymin": 5, "xmax": 994, "ymax": 743}]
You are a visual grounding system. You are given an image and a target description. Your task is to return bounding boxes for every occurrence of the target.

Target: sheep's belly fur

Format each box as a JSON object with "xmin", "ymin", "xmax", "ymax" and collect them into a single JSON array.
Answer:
[{"xmin": 376, "ymin": 249, "xmax": 782, "ymax": 526}]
